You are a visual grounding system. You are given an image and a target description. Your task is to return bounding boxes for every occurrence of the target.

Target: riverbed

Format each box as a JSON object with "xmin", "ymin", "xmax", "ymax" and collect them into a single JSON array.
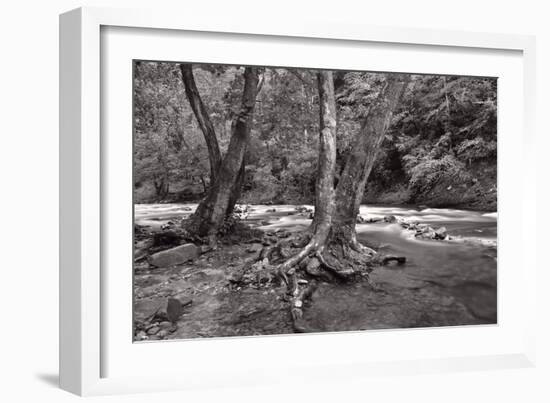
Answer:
[{"xmin": 134, "ymin": 204, "xmax": 497, "ymax": 338}]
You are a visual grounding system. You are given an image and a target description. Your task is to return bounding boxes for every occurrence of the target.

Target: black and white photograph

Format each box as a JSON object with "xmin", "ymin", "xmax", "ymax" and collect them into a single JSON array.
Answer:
[{"xmin": 132, "ymin": 61, "xmax": 498, "ymax": 341}]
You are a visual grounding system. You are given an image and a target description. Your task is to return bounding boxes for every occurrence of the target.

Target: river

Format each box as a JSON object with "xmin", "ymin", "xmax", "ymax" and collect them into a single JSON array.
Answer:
[{"xmin": 135, "ymin": 204, "xmax": 497, "ymax": 332}]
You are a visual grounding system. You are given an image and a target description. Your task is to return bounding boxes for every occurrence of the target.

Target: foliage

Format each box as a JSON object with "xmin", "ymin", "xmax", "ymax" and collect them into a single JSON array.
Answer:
[{"xmin": 134, "ymin": 62, "xmax": 497, "ymax": 209}]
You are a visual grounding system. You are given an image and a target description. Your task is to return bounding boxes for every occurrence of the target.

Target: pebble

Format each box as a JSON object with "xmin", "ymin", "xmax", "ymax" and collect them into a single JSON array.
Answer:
[
  {"xmin": 157, "ymin": 329, "xmax": 169, "ymax": 338},
  {"xmin": 147, "ymin": 326, "xmax": 160, "ymax": 335},
  {"xmin": 159, "ymin": 321, "xmax": 172, "ymax": 329}
]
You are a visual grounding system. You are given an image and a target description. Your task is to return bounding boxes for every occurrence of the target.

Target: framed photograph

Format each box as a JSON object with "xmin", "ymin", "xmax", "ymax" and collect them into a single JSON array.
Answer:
[{"xmin": 60, "ymin": 6, "xmax": 537, "ymax": 396}]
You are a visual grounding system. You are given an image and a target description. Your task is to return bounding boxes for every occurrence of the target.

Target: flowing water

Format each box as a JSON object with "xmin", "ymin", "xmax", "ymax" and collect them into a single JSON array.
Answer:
[{"xmin": 135, "ymin": 203, "xmax": 497, "ymax": 332}]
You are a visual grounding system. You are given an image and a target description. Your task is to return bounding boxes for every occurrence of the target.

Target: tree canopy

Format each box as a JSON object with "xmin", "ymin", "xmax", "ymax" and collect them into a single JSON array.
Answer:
[{"xmin": 134, "ymin": 62, "xmax": 497, "ymax": 210}]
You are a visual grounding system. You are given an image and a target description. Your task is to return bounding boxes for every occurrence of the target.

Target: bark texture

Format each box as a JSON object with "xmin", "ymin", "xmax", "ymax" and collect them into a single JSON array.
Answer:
[
  {"xmin": 277, "ymin": 71, "xmax": 337, "ymax": 273},
  {"xmin": 186, "ymin": 67, "xmax": 260, "ymax": 242},
  {"xmin": 333, "ymin": 74, "xmax": 411, "ymax": 244},
  {"xmin": 179, "ymin": 64, "xmax": 222, "ymax": 182}
]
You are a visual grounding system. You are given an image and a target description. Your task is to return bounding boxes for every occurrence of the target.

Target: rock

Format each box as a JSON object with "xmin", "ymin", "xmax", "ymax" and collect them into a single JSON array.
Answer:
[
  {"xmin": 383, "ymin": 215, "xmax": 397, "ymax": 223},
  {"xmin": 434, "ymin": 226, "xmax": 447, "ymax": 240},
  {"xmin": 136, "ymin": 331, "xmax": 147, "ymax": 340},
  {"xmin": 166, "ymin": 297, "xmax": 192, "ymax": 323},
  {"xmin": 294, "ymin": 206, "xmax": 313, "ymax": 213},
  {"xmin": 247, "ymin": 243, "xmax": 263, "ymax": 253},
  {"xmin": 266, "ymin": 208, "xmax": 277, "ymax": 213},
  {"xmin": 308, "ymin": 212, "xmax": 314, "ymax": 219},
  {"xmin": 148, "ymin": 243, "xmax": 199, "ymax": 267},
  {"xmin": 294, "ymin": 300, "xmax": 303, "ymax": 308},
  {"xmin": 260, "ymin": 220, "xmax": 270, "ymax": 226},
  {"xmin": 356, "ymin": 215, "xmax": 365, "ymax": 223},
  {"xmin": 166, "ymin": 298, "xmax": 183, "ymax": 323},
  {"xmin": 157, "ymin": 329, "xmax": 168, "ymax": 338},
  {"xmin": 381, "ymin": 255, "xmax": 406, "ymax": 265},
  {"xmin": 297, "ymin": 279, "xmax": 309, "ymax": 285},
  {"xmin": 147, "ymin": 326, "xmax": 160, "ymax": 335},
  {"xmin": 276, "ymin": 230, "xmax": 291, "ymax": 238},
  {"xmin": 305, "ymin": 257, "xmax": 322, "ymax": 276},
  {"xmin": 159, "ymin": 321, "xmax": 172, "ymax": 329}
]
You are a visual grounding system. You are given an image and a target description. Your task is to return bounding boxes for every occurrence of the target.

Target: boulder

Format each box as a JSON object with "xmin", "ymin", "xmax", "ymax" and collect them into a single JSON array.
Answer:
[
  {"xmin": 383, "ymin": 215, "xmax": 397, "ymax": 223},
  {"xmin": 434, "ymin": 226, "xmax": 447, "ymax": 240},
  {"xmin": 148, "ymin": 243, "xmax": 199, "ymax": 267}
]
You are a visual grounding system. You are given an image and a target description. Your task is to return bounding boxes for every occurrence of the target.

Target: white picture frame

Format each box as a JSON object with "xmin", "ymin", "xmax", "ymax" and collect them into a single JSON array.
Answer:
[{"xmin": 59, "ymin": 6, "xmax": 537, "ymax": 396}]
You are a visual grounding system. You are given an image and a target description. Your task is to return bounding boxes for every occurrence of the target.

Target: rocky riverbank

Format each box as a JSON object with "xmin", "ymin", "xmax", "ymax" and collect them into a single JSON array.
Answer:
[{"xmin": 133, "ymin": 204, "xmax": 497, "ymax": 341}]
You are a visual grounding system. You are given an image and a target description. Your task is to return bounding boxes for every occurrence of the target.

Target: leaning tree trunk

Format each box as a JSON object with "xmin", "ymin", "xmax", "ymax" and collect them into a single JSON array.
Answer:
[
  {"xmin": 332, "ymin": 74, "xmax": 411, "ymax": 251},
  {"xmin": 185, "ymin": 67, "xmax": 260, "ymax": 243},
  {"xmin": 225, "ymin": 159, "xmax": 246, "ymax": 218},
  {"xmin": 179, "ymin": 64, "xmax": 222, "ymax": 183}
]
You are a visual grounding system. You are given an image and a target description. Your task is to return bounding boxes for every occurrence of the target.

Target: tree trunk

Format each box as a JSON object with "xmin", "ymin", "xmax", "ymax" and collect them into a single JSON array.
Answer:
[
  {"xmin": 278, "ymin": 70, "xmax": 337, "ymax": 273},
  {"xmin": 332, "ymin": 74, "xmax": 411, "ymax": 247},
  {"xmin": 179, "ymin": 64, "xmax": 222, "ymax": 183},
  {"xmin": 185, "ymin": 67, "xmax": 260, "ymax": 242},
  {"xmin": 225, "ymin": 159, "xmax": 246, "ymax": 218}
]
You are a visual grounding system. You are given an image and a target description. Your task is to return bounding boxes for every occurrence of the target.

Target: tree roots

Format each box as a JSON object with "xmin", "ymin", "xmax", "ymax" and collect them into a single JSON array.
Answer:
[
  {"xmin": 250, "ymin": 231, "xmax": 379, "ymax": 332},
  {"xmin": 231, "ymin": 229, "xmax": 404, "ymax": 332}
]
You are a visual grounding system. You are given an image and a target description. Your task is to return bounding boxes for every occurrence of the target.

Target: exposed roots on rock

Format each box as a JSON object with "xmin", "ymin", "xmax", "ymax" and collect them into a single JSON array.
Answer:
[
  {"xmin": 253, "ymin": 230, "xmax": 379, "ymax": 332},
  {"xmin": 230, "ymin": 227, "xmax": 402, "ymax": 332}
]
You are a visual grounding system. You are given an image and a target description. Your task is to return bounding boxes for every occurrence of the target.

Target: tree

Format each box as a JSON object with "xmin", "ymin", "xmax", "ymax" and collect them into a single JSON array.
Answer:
[
  {"xmin": 258, "ymin": 72, "xmax": 410, "ymax": 329},
  {"xmin": 276, "ymin": 70, "xmax": 337, "ymax": 275},
  {"xmin": 332, "ymin": 74, "xmax": 411, "ymax": 249},
  {"xmin": 179, "ymin": 64, "xmax": 222, "ymax": 183},
  {"xmin": 184, "ymin": 67, "xmax": 260, "ymax": 243}
]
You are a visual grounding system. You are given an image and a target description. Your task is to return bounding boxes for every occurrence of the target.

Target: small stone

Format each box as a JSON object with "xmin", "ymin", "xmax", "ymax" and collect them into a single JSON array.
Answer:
[
  {"xmin": 294, "ymin": 300, "xmax": 303, "ymax": 308},
  {"xmin": 247, "ymin": 243, "xmax": 263, "ymax": 253},
  {"xmin": 159, "ymin": 321, "xmax": 172, "ymax": 329},
  {"xmin": 305, "ymin": 257, "xmax": 322, "ymax": 276},
  {"xmin": 157, "ymin": 329, "xmax": 168, "ymax": 338},
  {"xmin": 383, "ymin": 215, "xmax": 397, "ymax": 223},
  {"xmin": 147, "ymin": 326, "xmax": 160, "ymax": 335},
  {"xmin": 136, "ymin": 331, "xmax": 147, "ymax": 340},
  {"xmin": 167, "ymin": 298, "xmax": 183, "ymax": 323},
  {"xmin": 297, "ymin": 279, "xmax": 308, "ymax": 285}
]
